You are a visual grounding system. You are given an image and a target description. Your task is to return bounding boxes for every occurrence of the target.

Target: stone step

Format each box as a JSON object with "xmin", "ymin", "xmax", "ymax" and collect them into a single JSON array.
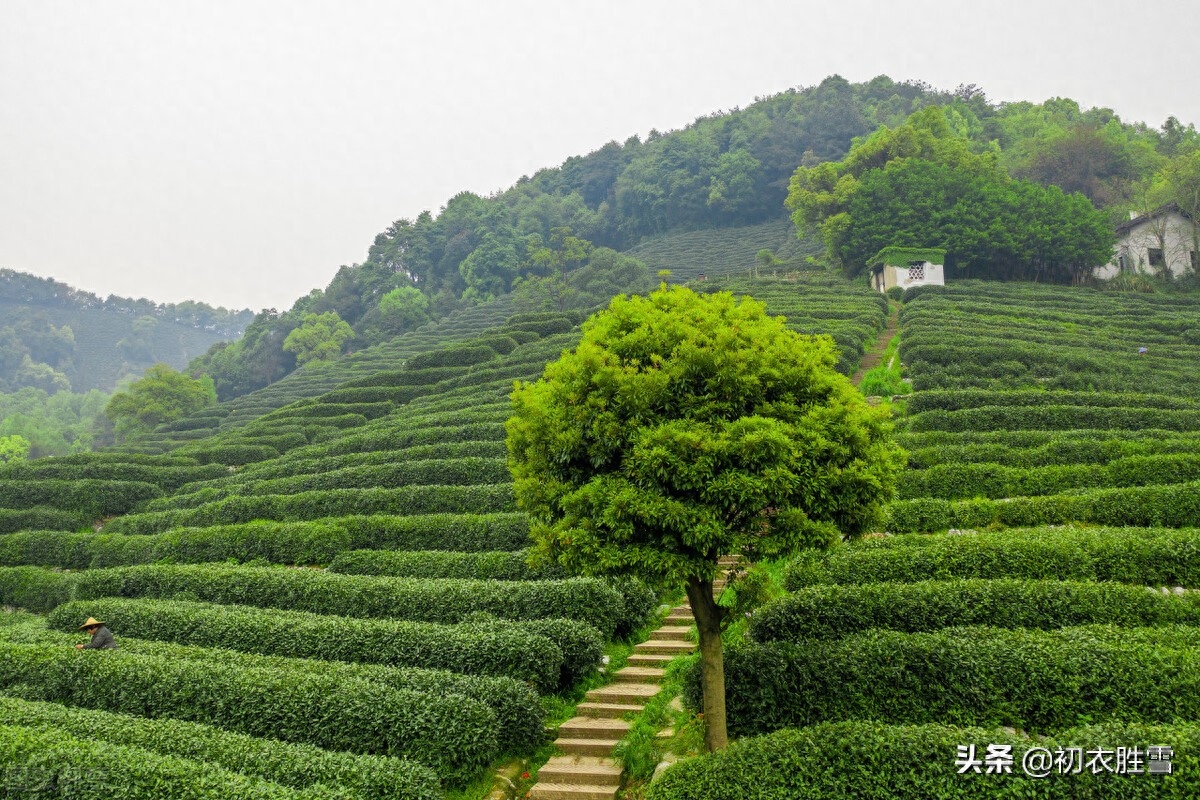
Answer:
[
  {"xmin": 577, "ymin": 701, "xmax": 644, "ymax": 718},
  {"xmin": 652, "ymin": 626, "xmax": 692, "ymax": 641},
  {"xmin": 633, "ymin": 640, "xmax": 695, "ymax": 655},
  {"xmin": 627, "ymin": 653, "xmax": 674, "ymax": 668},
  {"xmin": 585, "ymin": 682, "xmax": 661, "ymax": 704},
  {"xmin": 558, "ymin": 716, "xmax": 631, "ymax": 741},
  {"xmin": 529, "ymin": 782, "xmax": 617, "ymax": 800},
  {"xmin": 554, "ymin": 737, "xmax": 621, "ymax": 758},
  {"xmin": 612, "ymin": 666, "xmax": 665, "ymax": 683},
  {"xmin": 537, "ymin": 756, "xmax": 622, "ymax": 787},
  {"xmin": 671, "ymin": 605, "xmax": 692, "ymax": 614},
  {"xmin": 664, "ymin": 613, "xmax": 692, "ymax": 625}
]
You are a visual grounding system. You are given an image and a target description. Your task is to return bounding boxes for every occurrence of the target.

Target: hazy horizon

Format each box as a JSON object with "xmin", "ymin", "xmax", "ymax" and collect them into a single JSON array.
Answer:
[{"xmin": 4, "ymin": 0, "xmax": 1198, "ymax": 312}]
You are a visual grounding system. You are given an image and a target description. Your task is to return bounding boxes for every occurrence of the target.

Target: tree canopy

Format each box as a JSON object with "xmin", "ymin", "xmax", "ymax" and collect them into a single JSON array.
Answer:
[
  {"xmin": 104, "ymin": 365, "xmax": 217, "ymax": 442},
  {"xmin": 507, "ymin": 285, "xmax": 904, "ymax": 750},
  {"xmin": 281, "ymin": 312, "xmax": 354, "ymax": 366}
]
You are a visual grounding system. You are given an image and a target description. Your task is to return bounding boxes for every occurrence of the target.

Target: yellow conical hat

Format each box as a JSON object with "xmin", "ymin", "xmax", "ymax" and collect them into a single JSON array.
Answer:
[{"xmin": 78, "ymin": 617, "xmax": 106, "ymax": 629}]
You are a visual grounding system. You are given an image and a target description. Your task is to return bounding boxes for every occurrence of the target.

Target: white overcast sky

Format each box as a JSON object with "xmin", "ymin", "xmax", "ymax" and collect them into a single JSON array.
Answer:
[{"xmin": 3, "ymin": 0, "xmax": 1198, "ymax": 312}]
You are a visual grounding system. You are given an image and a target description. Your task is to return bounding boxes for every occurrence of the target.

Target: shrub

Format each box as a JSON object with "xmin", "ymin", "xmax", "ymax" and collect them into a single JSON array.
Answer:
[
  {"xmin": 685, "ymin": 626, "xmax": 1200, "ymax": 735},
  {"xmin": 406, "ymin": 344, "xmax": 499, "ymax": 370},
  {"xmin": 0, "ymin": 480, "xmax": 161, "ymax": 518},
  {"xmin": 0, "ymin": 640, "xmax": 497, "ymax": 785},
  {"xmin": 329, "ymin": 548, "xmax": 562, "ymax": 580},
  {"xmin": 70, "ymin": 564, "xmax": 623, "ymax": 636},
  {"xmin": 0, "ymin": 507, "xmax": 85, "ymax": 534},
  {"xmin": 0, "ymin": 723, "xmax": 354, "ymax": 800},
  {"xmin": 749, "ymin": 578, "xmax": 1200, "ymax": 641},
  {"xmin": 46, "ymin": 597, "xmax": 567, "ymax": 692},
  {"xmin": 101, "ymin": 512, "xmax": 530, "ymax": 550},
  {"xmin": 0, "ymin": 696, "xmax": 441, "ymax": 800},
  {"xmin": 782, "ymin": 526, "xmax": 1200, "ymax": 589},
  {"xmin": 648, "ymin": 720, "xmax": 1200, "ymax": 800}
]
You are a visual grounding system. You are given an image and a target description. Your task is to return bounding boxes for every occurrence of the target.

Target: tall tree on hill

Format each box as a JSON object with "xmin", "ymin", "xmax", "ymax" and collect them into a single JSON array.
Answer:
[
  {"xmin": 507, "ymin": 285, "xmax": 904, "ymax": 751},
  {"xmin": 105, "ymin": 365, "xmax": 216, "ymax": 442}
]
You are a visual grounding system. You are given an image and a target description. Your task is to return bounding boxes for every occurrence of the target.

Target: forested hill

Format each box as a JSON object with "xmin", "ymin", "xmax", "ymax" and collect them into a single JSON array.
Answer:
[
  {"xmin": 0, "ymin": 269, "xmax": 252, "ymax": 393},
  {"xmin": 189, "ymin": 74, "xmax": 1200, "ymax": 402}
]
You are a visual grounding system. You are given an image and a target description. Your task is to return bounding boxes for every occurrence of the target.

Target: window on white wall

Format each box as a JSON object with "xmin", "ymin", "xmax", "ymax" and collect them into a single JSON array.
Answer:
[
  {"xmin": 1149, "ymin": 248, "xmax": 1165, "ymax": 267},
  {"xmin": 907, "ymin": 264, "xmax": 925, "ymax": 281}
]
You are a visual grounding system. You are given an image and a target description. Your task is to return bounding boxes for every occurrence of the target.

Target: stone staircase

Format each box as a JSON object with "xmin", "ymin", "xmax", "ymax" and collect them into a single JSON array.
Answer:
[{"xmin": 529, "ymin": 558, "xmax": 741, "ymax": 800}]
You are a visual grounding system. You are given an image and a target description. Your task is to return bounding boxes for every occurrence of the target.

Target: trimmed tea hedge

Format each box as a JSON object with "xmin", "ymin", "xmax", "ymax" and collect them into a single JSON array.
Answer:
[
  {"xmin": 687, "ymin": 626, "xmax": 1200, "ymax": 735},
  {"xmin": 0, "ymin": 723, "xmax": 353, "ymax": 800},
  {"xmin": 100, "ymin": 484, "xmax": 516, "ymax": 531},
  {"xmin": 883, "ymin": 480, "xmax": 1200, "ymax": 533},
  {"xmin": 783, "ymin": 526, "xmax": 1200, "ymax": 589},
  {"xmin": 0, "ymin": 507, "xmax": 85, "ymax": 534},
  {"xmin": 329, "ymin": 549, "xmax": 562, "ymax": 581},
  {"xmin": 0, "ymin": 696, "xmax": 441, "ymax": 800},
  {"xmin": 648, "ymin": 720, "xmax": 1200, "ymax": 800},
  {"xmin": 0, "ymin": 640, "xmax": 497, "ymax": 784},
  {"xmin": 45, "ymin": 598, "xmax": 566, "ymax": 692},
  {"xmin": 749, "ymin": 579, "xmax": 1200, "ymax": 641},
  {"xmin": 0, "ymin": 479, "xmax": 162, "ymax": 518},
  {"xmin": 905, "ymin": 405, "xmax": 1200, "ymax": 434},
  {"xmin": 70, "ymin": 565, "xmax": 624, "ymax": 636},
  {"xmin": 101, "ymin": 512, "xmax": 530, "ymax": 550}
]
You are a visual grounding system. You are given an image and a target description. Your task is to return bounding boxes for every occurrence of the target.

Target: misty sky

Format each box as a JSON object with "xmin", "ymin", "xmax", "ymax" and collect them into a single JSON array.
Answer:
[{"xmin": 3, "ymin": 0, "xmax": 1198, "ymax": 312}]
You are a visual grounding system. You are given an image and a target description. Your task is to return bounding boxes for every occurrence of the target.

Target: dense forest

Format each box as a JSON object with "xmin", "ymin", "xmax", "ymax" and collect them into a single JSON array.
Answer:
[{"xmin": 170, "ymin": 74, "xmax": 1195, "ymax": 401}]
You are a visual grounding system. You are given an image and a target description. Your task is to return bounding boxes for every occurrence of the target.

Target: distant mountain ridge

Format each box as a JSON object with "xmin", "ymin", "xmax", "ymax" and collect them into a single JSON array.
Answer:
[{"xmin": 0, "ymin": 269, "xmax": 253, "ymax": 393}]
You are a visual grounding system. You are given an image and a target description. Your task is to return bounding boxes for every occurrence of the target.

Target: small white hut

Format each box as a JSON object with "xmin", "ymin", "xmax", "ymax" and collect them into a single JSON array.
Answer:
[{"xmin": 868, "ymin": 247, "xmax": 946, "ymax": 293}]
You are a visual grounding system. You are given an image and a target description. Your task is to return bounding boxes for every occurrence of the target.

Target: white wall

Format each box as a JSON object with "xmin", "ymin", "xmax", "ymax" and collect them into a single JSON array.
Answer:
[{"xmin": 1111, "ymin": 211, "xmax": 1198, "ymax": 278}]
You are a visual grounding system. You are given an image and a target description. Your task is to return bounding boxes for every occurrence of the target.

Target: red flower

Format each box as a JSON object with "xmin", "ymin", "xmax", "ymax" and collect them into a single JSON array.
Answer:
[{"xmin": 521, "ymin": 772, "xmax": 531, "ymax": 780}]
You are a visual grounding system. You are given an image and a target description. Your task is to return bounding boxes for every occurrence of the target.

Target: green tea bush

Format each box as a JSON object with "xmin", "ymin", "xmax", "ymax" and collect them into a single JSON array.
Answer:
[
  {"xmin": 329, "ymin": 548, "xmax": 562, "ymax": 580},
  {"xmin": 0, "ymin": 567, "xmax": 76, "ymax": 612},
  {"xmin": 0, "ymin": 624, "xmax": 543, "ymax": 755},
  {"xmin": 0, "ymin": 696, "xmax": 441, "ymax": 800},
  {"xmin": 648, "ymin": 720, "xmax": 1200, "ymax": 800},
  {"xmin": 46, "ymin": 598, "xmax": 567, "ymax": 692},
  {"xmin": 783, "ymin": 526, "xmax": 1200, "ymax": 589},
  {"xmin": 98, "ymin": 484, "xmax": 516, "ymax": 532},
  {"xmin": 70, "ymin": 564, "xmax": 623, "ymax": 635},
  {"xmin": 0, "ymin": 640, "xmax": 497, "ymax": 784},
  {"xmin": 685, "ymin": 627, "xmax": 1200, "ymax": 735},
  {"xmin": 102, "ymin": 511, "xmax": 529, "ymax": 550},
  {"xmin": 174, "ymin": 444, "xmax": 280, "ymax": 465},
  {"xmin": 0, "ymin": 507, "xmax": 85, "ymax": 534},
  {"xmin": 906, "ymin": 406, "xmax": 1200, "ymax": 434},
  {"xmin": 749, "ymin": 579, "xmax": 1200, "ymax": 641},
  {"xmin": 906, "ymin": 389, "xmax": 1200, "ymax": 413},
  {"xmin": 406, "ymin": 344, "xmax": 498, "ymax": 370},
  {"xmin": 0, "ymin": 480, "xmax": 161, "ymax": 518},
  {"xmin": 0, "ymin": 723, "xmax": 355, "ymax": 800}
]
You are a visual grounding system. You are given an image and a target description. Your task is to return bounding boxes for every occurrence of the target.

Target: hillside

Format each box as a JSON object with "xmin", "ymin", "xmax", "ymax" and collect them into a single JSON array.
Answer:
[{"xmin": 0, "ymin": 269, "xmax": 251, "ymax": 393}]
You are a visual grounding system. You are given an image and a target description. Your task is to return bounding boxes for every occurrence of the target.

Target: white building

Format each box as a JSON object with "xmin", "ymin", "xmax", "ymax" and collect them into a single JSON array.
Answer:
[
  {"xmin": 1103, "ymin": 203, "xmax": 1198, "ymax": 279},
  {"xmin": 868, "ymin": 247, "xmax": 946, "ymax": 293}
]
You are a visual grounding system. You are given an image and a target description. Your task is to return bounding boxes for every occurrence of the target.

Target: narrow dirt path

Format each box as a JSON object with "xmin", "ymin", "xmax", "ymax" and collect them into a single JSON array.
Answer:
[{"xmin": 851, "ymin": 306, "xmax": 900, "ymax": 387}]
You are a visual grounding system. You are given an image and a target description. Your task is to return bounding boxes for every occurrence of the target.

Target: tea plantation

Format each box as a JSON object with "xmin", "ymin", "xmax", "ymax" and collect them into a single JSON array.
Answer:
[
  {"xmin": 653, "ymin": 281, "xmax": 1200, "ymax": 799},
  {"xmin": 0, "ymin": 274, "xmax": 887, "ymax": 798}
]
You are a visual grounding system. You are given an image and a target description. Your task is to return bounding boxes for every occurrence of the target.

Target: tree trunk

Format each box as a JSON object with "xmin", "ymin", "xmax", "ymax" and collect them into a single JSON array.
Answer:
[{"xmin": 686, "ymin": 576, "xmax": 728, "ymax": 751}]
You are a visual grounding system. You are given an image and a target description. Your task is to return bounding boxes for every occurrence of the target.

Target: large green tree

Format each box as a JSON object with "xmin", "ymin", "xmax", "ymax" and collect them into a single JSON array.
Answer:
[
  {"xmin": 104, "ymin": 365, "xmax": 216, "ymax": 442},
  {"xmin": 282, "ymin": 312, "xmax": 354, "ymax": 366},
  {"xmin": 507, "ymin": 285, "xmax": 904, "ymax": 751}
]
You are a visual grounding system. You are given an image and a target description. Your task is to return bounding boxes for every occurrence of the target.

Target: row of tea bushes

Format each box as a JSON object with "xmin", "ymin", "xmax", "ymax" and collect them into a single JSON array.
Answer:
[
  {"xmin": 783, "ymin": 526, "xmax": 1200, "ymax": 589},
  {"xmin": 648, "ymin": 720, "xmax": 1200, "ymax": 800},
  {"xmin": 99, "ymin": 483, "xmax": 516, "ymax": 533},
  {"xmin": 748, "ymin": 578, "xmax": 1200, "ymax": 641},
  {"xmin": 98, "ymin": 512, "xmax": 529, "ymax": 550},
  {"xmin": 0, "ymin": 617, "xmax": 543, "ymax": 754},
  {"xmin": 685, "ymin": 626, "xmax": 1200, "ymax": 736},
  {"xmin": 883, "ymin": 480, "xmax": 1200, "ymax": 533},
  {"xmin": 0, "ymin": 723, "xmax": 360, "ymax": 800},
  {"xmin": 0, "ymin": 696, "xmax": 440, "ymax": 800},
  {"xmin": 45, "ymin": 597, "xmax": 577, "ymax": 693},
  {"xmin": 0, "ymin": 640, "xmax": 496, "ymax": 785},
  {"xmin": 62, "ymin": 564, "xmax": 626, "ymax": 635},
  {"xmin": 901, "ymin": 430, "xmax": 1200, "ymax": 469}
]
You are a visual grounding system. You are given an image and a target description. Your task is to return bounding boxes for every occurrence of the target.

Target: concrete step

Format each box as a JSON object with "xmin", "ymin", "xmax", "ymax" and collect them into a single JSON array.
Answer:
[
  {"xmin": 633, "ymin": 640, "xmax": 695, "ymax": 656},
  {"xmin": 537, "ymin": 756, "xmax": 622, "ymax": 787},
  {"xmin": 577, "ymin": 701, "xmax": 644, "ymax": 718},
  {"xmin": 585, "ymin": 682, "xmax": 661, "ymax": 704},
  {"xmin": 671, "ymin": 605, "xmax": 692, "ymax": 615},
  {"xmin": 554, "ymin": 737, "xmax": 621, "ymax": 758},
  {"xmin": 654, "ymin": 626, "xmax": 692, "ymax": 641},
  {"xmin": 558, "ymin": 716, "xmax": 631, "ymax": 741},
  {"xmin": 627, "ymin": 653, "xmax": 674, "ymax": 668},
  {"xmin": 664, "ymin": 614, "xmax": 693, "ymax": 625},
  {"xmin": 529, "ymin": 782, "xmax": 617, "ymax": 800},
  {"xmin": 612, "ymin": 666, "xmax": 665, "ymax": 683}
]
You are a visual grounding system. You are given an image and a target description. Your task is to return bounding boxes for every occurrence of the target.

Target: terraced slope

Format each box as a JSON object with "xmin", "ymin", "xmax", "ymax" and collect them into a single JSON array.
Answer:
[
  {"xmin": 0, "ymin": 273, "xmax": 886, "ymax": 798},
  {"xmin": 654, "ymin": 281, "xmax": 1200, "ymax": 799}
]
